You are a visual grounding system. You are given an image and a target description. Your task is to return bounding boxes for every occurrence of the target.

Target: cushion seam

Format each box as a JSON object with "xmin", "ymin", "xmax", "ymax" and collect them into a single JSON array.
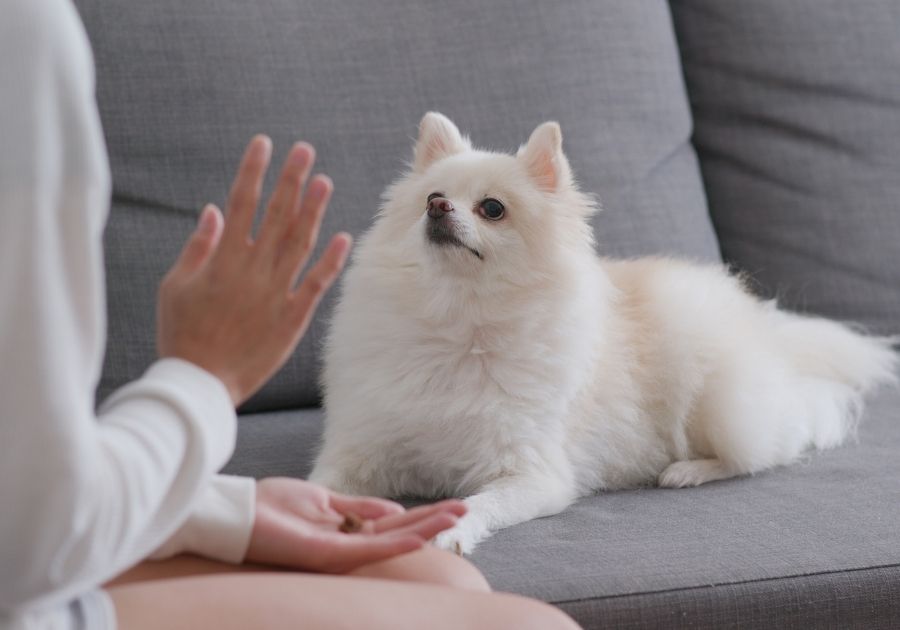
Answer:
[{"xmin": 550, "ymin": 561, "xmax": 900, "ymax": 605}]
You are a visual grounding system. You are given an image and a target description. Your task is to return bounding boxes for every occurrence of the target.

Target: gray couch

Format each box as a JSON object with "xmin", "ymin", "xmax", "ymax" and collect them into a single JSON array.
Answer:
[{"xmin": 77, "ymin": 1, "xmax": 900, "ymax": 627}]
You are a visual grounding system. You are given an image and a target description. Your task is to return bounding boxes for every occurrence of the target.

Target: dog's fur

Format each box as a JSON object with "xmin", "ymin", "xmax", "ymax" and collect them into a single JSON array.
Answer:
[{"xmin": 310, "ymin": 113, "xmax": 898, "ymax": 553}]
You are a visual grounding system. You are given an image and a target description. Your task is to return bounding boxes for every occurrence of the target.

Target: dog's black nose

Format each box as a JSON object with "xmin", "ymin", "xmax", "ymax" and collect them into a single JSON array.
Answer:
[{"xmin": 427, "ymin": 197, "xmax": 454, "ymax": 219}]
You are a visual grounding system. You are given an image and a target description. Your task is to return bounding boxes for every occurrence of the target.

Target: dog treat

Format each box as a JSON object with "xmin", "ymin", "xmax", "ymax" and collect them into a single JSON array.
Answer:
[{"xmin": 339, "ymin": 512, "xmax": 363, "ymax": 534}]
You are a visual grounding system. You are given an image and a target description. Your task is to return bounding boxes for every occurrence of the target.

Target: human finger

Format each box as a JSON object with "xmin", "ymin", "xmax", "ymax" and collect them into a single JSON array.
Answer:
[
  {"xmin": 221, "ymin": 135, "xmax": 272, "ymax": 251},
  {"xmin": 288, "ymin": 232, "xmax": 352, "ymax": 328},
  {"xmin": 168, "ymin": 204, "xmax": 224, "ymax": 277},
  {"xmin": 370, "ymin": 500, "xmax": 466, "ymax": 534},
  {"xmin": 373, "ymin": 512, "xmax": 460, "ymax": 542},
  {"xmin": 256, "ymin": 142, "xmax": 315, "ymax": 253},
  {"xmin": 276, "ymin": 174, "xmax": 333, "ymax": 287},
  {"xmin": 329, "ymin": 493, "xmax": 405, "ymax": 520},
  {"xmin": 311, "ymin": 532, "xmax": 425, "ymax": 573}
]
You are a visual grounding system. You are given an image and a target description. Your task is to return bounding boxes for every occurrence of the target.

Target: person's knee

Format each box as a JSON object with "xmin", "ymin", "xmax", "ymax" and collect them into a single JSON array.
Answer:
[
  {"xmin": 347, "ymin": 545, "xmax": 490, "ymax": 592},
  {"xmin": 423, "ymin": 547, "xmax": 491, "ymax": 592},
  {"xmin": 391, "ymin": 546, "xmax": 491, "ymax": 592}
]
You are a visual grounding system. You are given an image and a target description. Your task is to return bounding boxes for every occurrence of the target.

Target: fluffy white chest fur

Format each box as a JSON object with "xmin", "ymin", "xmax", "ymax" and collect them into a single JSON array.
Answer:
[{"xmin": 310, "ymin": 113, "xmax": 898, "ymax": 554}]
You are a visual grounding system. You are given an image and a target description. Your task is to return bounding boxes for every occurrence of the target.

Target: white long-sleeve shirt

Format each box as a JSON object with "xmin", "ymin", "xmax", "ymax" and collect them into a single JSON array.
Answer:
[{"xmin": 0, "ymin": 0, "xmax": 256, "ymax": 623}]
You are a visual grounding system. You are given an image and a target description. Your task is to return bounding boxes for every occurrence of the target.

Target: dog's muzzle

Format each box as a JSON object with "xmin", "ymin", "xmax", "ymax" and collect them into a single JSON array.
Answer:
[
  {"xmin": 427, "ymin": 196, "xmax": 454, "ymax": 218},
  {"xmin": 425, "ymin": 201, "xmax": 483, "ymax": 260}
]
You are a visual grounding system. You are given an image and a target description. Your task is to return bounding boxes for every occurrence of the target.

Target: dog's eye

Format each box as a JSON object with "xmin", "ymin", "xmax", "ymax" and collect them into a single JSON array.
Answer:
[
  {"xmin": 427, "ymin": 192, "xmax": 444, "ymax": 203},
  {"xmin": 478, "ymin": 198, "xmax": 505, "ymax": 221}
]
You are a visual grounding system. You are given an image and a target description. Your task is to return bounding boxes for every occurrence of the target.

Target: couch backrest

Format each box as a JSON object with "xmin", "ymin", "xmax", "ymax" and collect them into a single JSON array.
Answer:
[
  {"xmin": 77, "ymin": 0, "xmax": 719, "ymax": 412},
  {"xmin": 672, "ymin": 0, "xmax": 900, "ymax": 336}
]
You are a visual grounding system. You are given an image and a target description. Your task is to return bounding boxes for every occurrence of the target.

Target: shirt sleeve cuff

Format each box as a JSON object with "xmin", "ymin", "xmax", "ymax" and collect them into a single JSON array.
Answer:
[
  {"xmin": 149, "ymin": 474, "xmax": 256, "ymax": 564},
  {"xmin": 99, "ymin": 357, "xmax": 238, "ymax": 473}
]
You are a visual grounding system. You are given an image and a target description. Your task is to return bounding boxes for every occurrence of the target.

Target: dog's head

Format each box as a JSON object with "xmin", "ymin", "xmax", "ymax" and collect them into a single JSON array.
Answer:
[{"xmin": 380, "ymin": 112, "xmax": 597, "ymax": 285}]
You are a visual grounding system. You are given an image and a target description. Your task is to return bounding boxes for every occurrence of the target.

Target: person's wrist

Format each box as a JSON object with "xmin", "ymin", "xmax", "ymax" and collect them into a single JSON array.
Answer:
[
  {"xmin": 194, "ymin": 365, "xmax": 244, "ymax": 407},
  {"xmin": 160, "ymin": 349, "xmax": 244, "ymax": 406},
  {"xmin": 203, "ymin": 367, "xmax": 243, "ymax": 406}
]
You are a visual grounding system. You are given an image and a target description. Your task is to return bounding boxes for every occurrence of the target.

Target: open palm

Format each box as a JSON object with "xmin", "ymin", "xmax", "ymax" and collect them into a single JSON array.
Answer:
[{"xmin": 245, "ymin": 477, "xmax": 466, "ymax": 574}]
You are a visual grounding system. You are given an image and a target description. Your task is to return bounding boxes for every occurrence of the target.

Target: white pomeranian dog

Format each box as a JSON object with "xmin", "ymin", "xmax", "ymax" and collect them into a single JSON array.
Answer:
[{"xmin": 310, "ymin": 112, "xmax": 898, "ymax": 554}]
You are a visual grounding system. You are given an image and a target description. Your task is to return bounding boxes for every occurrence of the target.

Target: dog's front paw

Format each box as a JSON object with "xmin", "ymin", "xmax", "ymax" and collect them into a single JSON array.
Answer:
[
  {"xmin": 432, "ymin": 516, "xmax": 489, "ymax": 556},
  {"xmin": 658, "ymin": 459, "xmax": 732, "ymax": 488},
  {"xmin": 433, "ymin": 529, "xmax": 478, "ymax": 556}
]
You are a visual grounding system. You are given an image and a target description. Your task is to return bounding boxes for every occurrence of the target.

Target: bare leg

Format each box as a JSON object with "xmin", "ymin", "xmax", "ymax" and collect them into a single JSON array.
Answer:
[
  {"xmin": 348, "ymin": 546, "xmax": 490, "ymax": 591},
  {"xmin": 105, "ymin": 555, "xmax": 274, "ymax": 587},
  {"xmin": 107, "ymin": 546, "xmax": 489, "ymax": 592},
  {"xmin": 109, "ymin": 573, "xmax": 581, "ymax": 630}
]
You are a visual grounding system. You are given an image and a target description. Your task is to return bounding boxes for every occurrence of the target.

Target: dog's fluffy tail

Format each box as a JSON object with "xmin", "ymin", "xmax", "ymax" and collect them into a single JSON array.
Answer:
[
  {"xmin": 773, "ymin": 310, "xmax": 898, "ymax": 391},
  {"xmin": 772, "ymin": 309, "xmax": 898, "ymax": 449}
]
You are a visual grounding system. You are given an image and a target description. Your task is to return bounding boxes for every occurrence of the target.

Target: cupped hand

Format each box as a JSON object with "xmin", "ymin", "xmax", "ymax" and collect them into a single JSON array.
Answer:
[
  {"xmin": 157, "ymin": 136, "xmax": 350, "ymax": 405},
  {"xmin": 245, "ymin": 477, "xmax": 467, "ymax": 574}
]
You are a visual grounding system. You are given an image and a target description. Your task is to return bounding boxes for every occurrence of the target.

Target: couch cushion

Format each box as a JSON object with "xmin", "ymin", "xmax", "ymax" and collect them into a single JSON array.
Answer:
[
  {"xmin": 224, "ymin": 387, "xmax": 900, "ymax": 629},
  {"xmin": 671, "ymin": 1, "xmax": 900, "ymax": 336},
  {"xmin": 75, "ymin": 0, "xmax": 720, "ymax": 411},
  {"xmin": 224, "ymin": 408, "xmax": 323, "ymax": 480}
]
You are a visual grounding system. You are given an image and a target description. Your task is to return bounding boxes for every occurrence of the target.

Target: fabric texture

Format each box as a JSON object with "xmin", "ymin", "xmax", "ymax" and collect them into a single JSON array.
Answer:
[
  {"xmin": 74, "ymin": 590, "xmax": 116, "ymax": 630},
  {"xmin": 558, "ymin": 565, "xmax": 900, "ymax": 630},
  {"xmin": 149, "ymin": 474, "xmax": 256, "ymax": 565},
  {"xmin": 224, "ymin": 387, "xmax": 900, "ymax": 629},
  {"xmin": 671, "ymin": 0, "xmax": 900, "ymax": 336},
  {"xmin": 3, "ymin": 589, "xmax": 116, "ymax": 630},
  {"xmin": 75, "ymin": 0, "xmax": 720, "ymax": 412}
]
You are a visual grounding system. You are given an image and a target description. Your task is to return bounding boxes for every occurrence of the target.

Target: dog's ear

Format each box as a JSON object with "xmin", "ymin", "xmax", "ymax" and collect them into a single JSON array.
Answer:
[
  {"xmin": 414, "ymin": 112, "xmax": 468, "ymax": 172},
  {"xmin": 517, "ymin": 121, "xmax": 572, "ymax": 193}
]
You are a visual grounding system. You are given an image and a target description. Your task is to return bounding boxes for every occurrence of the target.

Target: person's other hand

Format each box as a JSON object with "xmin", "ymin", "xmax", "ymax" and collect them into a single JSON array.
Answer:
[
  {"xmin": 245, "ymin": 477, "xmax": 467, "ymax": 573},
  {"xmin": 157, "ymin": 136, "xmax": 350, "ymax": 405}
]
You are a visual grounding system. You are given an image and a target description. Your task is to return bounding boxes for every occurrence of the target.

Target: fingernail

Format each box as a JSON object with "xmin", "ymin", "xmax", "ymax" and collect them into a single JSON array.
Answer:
[
  {"xmin": 311, "ymin": 175, "xmax": 333, "ymax": 198},
  {"xmin": 253, "ymin": 134, "xmax": 273, "ymax": 158},
  {"xmin": 291, "ymin": 142, "xmax": 314, "ymax": 165},
  {"xmin": 333, "ymin": 233, "xmax": 352, "ymax": 256},
  {"xmin": 197, "ymin": 205, "xmax": 216, "ymax": 235}
]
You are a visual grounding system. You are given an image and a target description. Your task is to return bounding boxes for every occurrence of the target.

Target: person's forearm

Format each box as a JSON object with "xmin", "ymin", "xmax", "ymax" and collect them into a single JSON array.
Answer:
[{"xmin": 0, "ymin": 359, "xmax": 239, "ymax": 612}]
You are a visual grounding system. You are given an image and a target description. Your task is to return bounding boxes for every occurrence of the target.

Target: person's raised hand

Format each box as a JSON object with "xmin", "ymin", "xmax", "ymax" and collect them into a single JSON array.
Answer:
[
  {"xmin": 157, "ymin": 136, "xmax": 351, "ymax": 405},
  {"xmin": 245, "ymin": 477, "xmax": 467, "ymax": 574}
]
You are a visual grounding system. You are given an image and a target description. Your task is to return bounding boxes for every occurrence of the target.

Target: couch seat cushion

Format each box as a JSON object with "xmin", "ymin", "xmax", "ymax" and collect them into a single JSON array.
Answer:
[{"xmin": 225, "ymin": 386, "xmax": 900, "ymax": 628}]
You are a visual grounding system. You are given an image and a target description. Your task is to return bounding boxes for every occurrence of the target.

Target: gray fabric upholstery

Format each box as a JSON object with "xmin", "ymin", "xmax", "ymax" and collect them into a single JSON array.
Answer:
[
  {"xmin": 559, "ymin": 566, "xmax": 900, "ymax": 630},
  {"xmin": 77, "ymin": 0, "xmax": 719, "ymax": 411},
  {"xmin": 224, "ymin": 389, "xmax": 900, "ymax": 629},
  {"xmin": 223, "ymin": 408, "xmax": 322, "ymax": 481},
  {"xmin": 671, "ymin": 1, "xmax": 900, "ymax": 336}
]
